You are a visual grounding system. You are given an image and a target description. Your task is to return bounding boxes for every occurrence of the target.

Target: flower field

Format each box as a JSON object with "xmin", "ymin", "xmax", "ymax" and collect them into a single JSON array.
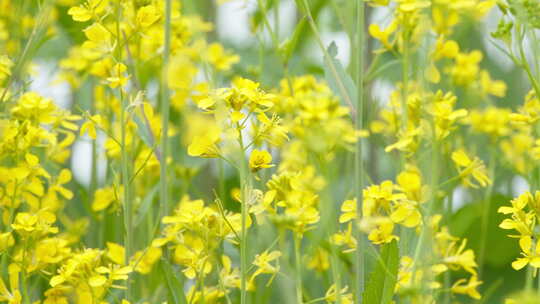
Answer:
[{"xmin": 2, "ymin": 0, "xmax": 540, "ymax": 303}]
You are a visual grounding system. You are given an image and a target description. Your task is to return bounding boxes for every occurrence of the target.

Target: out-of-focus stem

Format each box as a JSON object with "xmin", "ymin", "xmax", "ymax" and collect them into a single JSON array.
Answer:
[
  {"xmin": 160, "ymin": 0, "xmax": 172, "ymax": 220},
  {"xmin": 478, "ymin": 149, "xmax": 496, "ymax": 277},
  {"xmin": 294, "ymin": 235, "xmax": 303, "ymax": 304},
  {"xmin": 353, "ymin": 0, "xmax": 366, "ymax": 303},
  {"xmin": 120, "ymin": 91, "xmax": 133, "ymax": 300},
  {"xmin": 237, "ymin": 125, "xmax": 250, "ymax": 304}
]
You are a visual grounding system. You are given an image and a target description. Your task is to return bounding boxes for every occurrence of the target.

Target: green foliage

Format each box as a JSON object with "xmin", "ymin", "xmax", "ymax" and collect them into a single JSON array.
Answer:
[{"xmin": 362, "ymin": 240, "xmax": 399, "ymax": 304}]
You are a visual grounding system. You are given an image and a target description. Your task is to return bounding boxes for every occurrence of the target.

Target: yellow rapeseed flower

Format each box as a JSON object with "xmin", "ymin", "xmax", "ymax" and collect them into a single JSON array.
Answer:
[{"xmin": 249, "ymin": 149, "xmax": 274, "ymax": 172}]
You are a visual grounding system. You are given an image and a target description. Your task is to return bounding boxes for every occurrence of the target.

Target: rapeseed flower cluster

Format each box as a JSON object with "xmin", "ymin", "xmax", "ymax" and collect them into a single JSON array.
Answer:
[{"xmin": 1, "ymin": 0, "xmax": 539, "ymax": 303}]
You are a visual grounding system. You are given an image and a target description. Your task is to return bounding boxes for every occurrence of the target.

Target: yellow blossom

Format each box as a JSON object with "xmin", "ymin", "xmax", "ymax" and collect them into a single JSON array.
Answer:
[{"xmin": 249, "ymin": 149, "xmax": 274, "ymax": 172}]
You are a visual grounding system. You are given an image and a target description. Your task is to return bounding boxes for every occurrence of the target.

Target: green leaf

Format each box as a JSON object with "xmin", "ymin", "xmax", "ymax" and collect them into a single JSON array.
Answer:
[
  {"xmin": 161, "ymin": 258, "xmax": 187, "ymax": 304},
  {"xmin": 449, "ymin": 193, "xmax": 519, "ymax": 267},
  {"xmin": 365, "ymin": 59, "xmax": 400, "ymax": 82},
  {"xmin": 362, "ymin": 240, "xmax": 399, "ymax": 304},
  {"xmin": 279, "ymin": 17, "xmax": 306, "ymax": 64},
  {"xmin": 323, "ymin": 41, "xmax": 357, "ymax": 109},
  {"xmin": 135, "ymin": 183, "xmax": 160, "ymax": 226}
]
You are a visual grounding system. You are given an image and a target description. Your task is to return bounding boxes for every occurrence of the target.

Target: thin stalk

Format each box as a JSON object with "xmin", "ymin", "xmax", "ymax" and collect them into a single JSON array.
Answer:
[
  {"xmin": 113, "ymin": 0, "xmax": 133, "ymax": 300},
  {"xmin": 120, "ymin": 90, "xmax": 133, "ymax": 300},
  {"xmin": 330, "ymin": 244, "xmax": 342, "ymax": 304},
  {"xmin": 294, "ymin": 235, "xmax": 303, "ymax": 304},
  {"xmin": 478, "ymin": 148, "xmax": 496, "ymax": 277},
  {"xmin": 412, "ymin": 135, "xmax": 439, "ymax": 295},
  {"xmin": 21, "ymin": 270, "xmax": 30, "ymax": 304},
  {"xmin": 237, "ymin": 124, "xmax": 251, "ymax": 304},
  {"xmin": 256, "ymin": 0, "xmax": 279, "ymax": 48},
  {"xmin": 299, "ymin": 0, "xmax": 356, "ymax": 115},
  {"xmin": 443, "ymin": 192, "xmax": 453, "ymax": 304},
  {"xmin": 400, "ymin": 32, "xmax": 409, "ymax": 129},
  {"xmin": 353, "ymin": 0, "xmax": 366, "ymax": 303},
  {"xmin": 517, "ymin": 24, "xmax": 540, "ymax": 98},
  {"xmin": 160, "ymin": 0, "xmax": 172, "ymax": 220},
  {"xmin": 527, "ymin": 264, "xmax": 534, "ymax": 291}
]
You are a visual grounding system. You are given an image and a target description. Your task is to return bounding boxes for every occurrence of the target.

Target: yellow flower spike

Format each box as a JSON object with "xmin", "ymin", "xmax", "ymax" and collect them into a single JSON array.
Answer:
[
  {"xmin": 396, "ymin": 0, "xmax": 431, "ymax": 12},
  {"xmin": 206, "ymin": 43, "xmax": 240, "ymax": 71},
  {"xmin": 338, "ymin": 199, "xmax": 357, "ymax": 223},
  {"xmin": 307, "ymin": 248, "xmax": 330, "ymax": 272},
  {"xmin": 432, "ymin": 7, "xmax": 460, "ymax": 35},
  {"xmin": 331, "ymin": 222, "xmax": 357, "ymax": 252},
  {"xmin": 450, "ymin": 50, "xmax": 484, "ymax": 86},
  {"xmin": 433, "ymin": 39, "xmax": 460, "ymax": 61},
  {"xmin": 106, "ymin": 242, "xmax": 126, "ymax": 265},
  {"xmin": 251, "ymin": 250, "xmax": 282, "ymax": 284},
  {"xmin": 131, "ymin": 247, "xmax": 162, "ymax": 274},
  {"xmin": 249, "ymin": 149, "xmax": 274, "ymax": 172},
  {"xmin": 510, "ymin": 235, "xmax": 540, "ymax": 270},
  {"xmin": 220, "ymin": 255, "xmax": 241, "ymax": 288},
  {"xmin": 136, "ymin": 5, "xmax": 161, "ymax": 28},
  {"xmin": 25, "ymin": 153, "xmax": 39, "ymax": 166},
  {"xmin": 390, "ymin": 200, "xmax": 421, "ymax": 228},
  {"xmin": 187, "ymin": 127, "xmax": 221, "ymax": 158},
  {"xmin": 11, "ymin": 213, "xmax": 38, "ymax": 233},
  {"xmin": 230, "ymin": 110, "xmax": 245, "ymax": 123},
  {"xmin": 324, "ymin": 284, "xmax": 353, "ymax": 304},
  {"xmin": 368, "ymin": 22, "xmax": 396, "ymax": 50},
  {"xmin": 451, "ymin": 149, "xmax": 491, "ymax": 188},
  {"xmin": 88, "ymin": 275, "xmax": 107, "ymax": 287},
  {"xmin": 451, "ymin": 275, "xmax": 482, "ymax": 299},
  {"xmin": 68, "ymin": 6, "xmax": 92, "ymax": 22},
  {"xmin": 47, "ymin": 168, "xmax": 74, "ymax": 200},
  {"xmin": 106, "ymin": 63, "xmax": 129, "ymax": 89},
  {"xmin": 359, "ymin": 216, "xmax": 399, "ymax": 245},
  {"xmin": 68, "ymin": 0, "xmax": 109, "ymax": 22},
  {"xmin": 83, "ymin": 22, "xmax": 111, "ymax": 45},
  {"xmin": 167, "ymin": 55, "xmax": 197, "ymax": 91},
  {"xmin": 80, "ymin": 114, "xmax": 102, "ymax": 139},
  {"xmin": 468, "ymin": 107, "xmax": 512, "ymax": 138},
  {"xmin": 480, "ymin": 70, "xmax": 507, "ymax": 98}
]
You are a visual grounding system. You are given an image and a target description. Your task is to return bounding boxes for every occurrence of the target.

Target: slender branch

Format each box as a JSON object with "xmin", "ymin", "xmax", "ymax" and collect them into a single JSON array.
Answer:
[
  {"xmin": 353, "ymin": 0, "xmax": 366, "ymax": 303},
  {"xmin": 160, "ymin": 0, "xmax": 172, "ymax": 221}
]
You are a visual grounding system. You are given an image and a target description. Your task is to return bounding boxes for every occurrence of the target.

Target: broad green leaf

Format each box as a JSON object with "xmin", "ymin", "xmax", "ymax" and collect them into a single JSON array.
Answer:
[
  {"xmin": 161, "ymin": 258, "xmax": 187, "ymax": 304},
  {"xmin": 365, "ymin": 59, "xmax": 400, "ymax": 82},
  {"xmin": 362, "ymin": 240, "xmax": 399, "ymax": 304},
  {"xmin": 324, "ymin": 41, "xmax": 357, "ymax": 109},
  {"xmin": 449, "ymin": 193, "xmax": 519, "ymax": 267}
]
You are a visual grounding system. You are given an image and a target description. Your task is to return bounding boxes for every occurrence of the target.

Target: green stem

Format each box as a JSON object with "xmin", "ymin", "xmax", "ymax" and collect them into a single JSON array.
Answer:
[
  {"xmin": 353, "ymin": 0, "xmax": 366, "ymax": 303},
  {"xmin": 299, "ymin": 0, "xmax": 356, "ymax": 113},
  {"xmin": 527, "ymin": 265, "xmax": 534, "ymax": 291},
  {"xmin": 478, "ymin": 148, "xmax": 496, "ymax": 277},
  {"xmin": 256, "ymin": 0, "xmax": 279, "ymax": 49},
  {"xmin": 21, "ymin": 265, "xmax": 30, "ymax": 304},
  {"xmin": 331, "ymin": 244, "xmax": 342, "ymax": 304},
  {"xmin": 238, "ymin": 124, "xmax": 251, "ymax": 304},
  {"xmin": 517, "ymin": 23, "xmax": 540, "ymax": 98},
  {"xmin": 294, "ymin": 235, "xmax": 303, "ymax": 304},
  {"xmin": 120, "ymin": 89, "xmax": 133, "ymax": 300},
  {"xmin": 400, "ymin": 30, "xmax": 409, "ymax": 129},
  {"xmin": 111, "ymin": 4, "xmax": 133, "ymax": 299},
  {"xmin": 160, "ymin": 0, "xmax": 172, "ymax": 222}
]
